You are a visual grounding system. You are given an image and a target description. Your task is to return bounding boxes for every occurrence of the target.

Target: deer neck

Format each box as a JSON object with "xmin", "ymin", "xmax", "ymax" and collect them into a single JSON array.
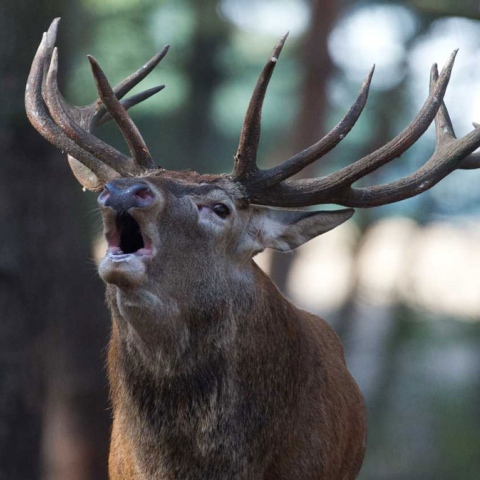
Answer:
[
  {"xmin": 105, "ymin": 262, "xmax": 302, "ymax": 478},
  {"xmin": 105, "ymin": 259, "xmax": 269, "ymax": 374}
]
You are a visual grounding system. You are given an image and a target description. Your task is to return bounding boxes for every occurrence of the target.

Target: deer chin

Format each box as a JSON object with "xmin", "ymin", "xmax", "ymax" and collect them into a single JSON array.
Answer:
[{"xmin": 98, "ymin": 251, "xmax": 152, "ymax": 287}]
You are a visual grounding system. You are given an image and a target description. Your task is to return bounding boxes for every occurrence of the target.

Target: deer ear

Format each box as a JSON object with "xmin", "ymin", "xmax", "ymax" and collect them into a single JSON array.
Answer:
[{"xmin": 248, "ymin": 207, "xmax": 354, "ymax": 252}]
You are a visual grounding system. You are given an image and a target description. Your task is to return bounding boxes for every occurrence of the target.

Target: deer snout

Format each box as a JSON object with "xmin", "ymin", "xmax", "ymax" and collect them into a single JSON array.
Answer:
[{"xmin": 98, "ymin": 179, "xmax": 155, "ymax": 212}]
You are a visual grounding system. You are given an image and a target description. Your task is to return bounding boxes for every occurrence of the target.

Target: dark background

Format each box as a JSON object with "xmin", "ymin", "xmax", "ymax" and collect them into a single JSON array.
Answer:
[{"xmin": 1, "ymin": 0, "xmax": 480, "ymax": 478}]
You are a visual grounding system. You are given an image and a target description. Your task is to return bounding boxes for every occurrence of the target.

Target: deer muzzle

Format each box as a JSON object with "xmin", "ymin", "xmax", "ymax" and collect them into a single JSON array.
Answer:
[
  {"xmin": 97, "ymin": 178, "xmax": 159, "ymax": 287},
  {"xmin": 98, "ymin": 179, "xmax": 155, "ymax": 212}
]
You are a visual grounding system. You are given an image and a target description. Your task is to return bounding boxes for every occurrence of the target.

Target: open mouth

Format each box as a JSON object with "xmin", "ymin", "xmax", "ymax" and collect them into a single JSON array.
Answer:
[{"xmin": 106, "ymin": 212, "xmax": 153, "ymax": 259}]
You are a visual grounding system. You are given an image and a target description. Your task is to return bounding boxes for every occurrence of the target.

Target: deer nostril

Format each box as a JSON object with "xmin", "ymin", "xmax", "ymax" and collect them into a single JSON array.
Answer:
[
  {"xmin": 132, "ymin": 185, "xmax": 154, "ymax": 200},
  {"xmin": 98, "ymin": 185, "xmax": 111, "ymax": 203},
  {"xmin": 98, "ymin": 180, "xmax": 155, "ymax": 211}
]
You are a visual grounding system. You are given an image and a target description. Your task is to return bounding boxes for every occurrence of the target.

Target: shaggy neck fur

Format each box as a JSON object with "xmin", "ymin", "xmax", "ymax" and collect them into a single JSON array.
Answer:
[{"xmin": 106, "ymin": 263, "xmax": 307, "ymax": 479}]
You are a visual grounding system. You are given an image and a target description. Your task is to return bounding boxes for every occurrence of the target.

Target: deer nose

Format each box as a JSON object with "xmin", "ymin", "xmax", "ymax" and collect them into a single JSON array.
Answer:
[{"xmin": 98, "ymin": 179, "xmax": 155, "ymax": 212}]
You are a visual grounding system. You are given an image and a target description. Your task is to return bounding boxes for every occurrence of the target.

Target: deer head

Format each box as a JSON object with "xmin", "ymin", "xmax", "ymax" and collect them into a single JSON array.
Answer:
[
  {"xmin": 25, "ymin": 17, "xmax": 480, "ymax": 356},
  {"xmin": 25, "ymin": 20, "xmax": 355, "ymax": 291},
  {"xmin": 26, "ymin": 20, "xmax": 480, "ymax": 298},
  {"xmin": 26, "ymin": 23, "xmax": 480, "ymax": 289}
]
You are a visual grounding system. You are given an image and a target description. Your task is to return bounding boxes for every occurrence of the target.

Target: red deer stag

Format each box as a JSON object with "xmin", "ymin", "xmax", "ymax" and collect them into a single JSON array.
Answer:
[{"xmin": 26, "ymin": 18, "xmax": 480, "ymax": 480}]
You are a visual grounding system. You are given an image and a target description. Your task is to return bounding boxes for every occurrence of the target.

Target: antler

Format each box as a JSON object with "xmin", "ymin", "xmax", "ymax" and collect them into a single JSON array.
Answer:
[
  {"xmin": 26, "ymin": 18, "xmax": 168, "ymax": 191},
  {"xmin": 232, "ymin": 41, "xmax": 480, "ymax": 208},
  {"xmin": 28, "ymin": 23, "xmax": 480, "ymax": 204}
]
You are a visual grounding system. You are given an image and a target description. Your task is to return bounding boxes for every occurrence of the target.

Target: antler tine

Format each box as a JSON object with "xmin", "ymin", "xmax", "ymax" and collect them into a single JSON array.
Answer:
[
  {"xmin": 256, "ymin": 66, "xmax": 375, "ymax": 188},
  {"xmin": 43, "ymin": 48, "xmax": 136, "ymax": 177},
  {"xmin": 331, "ymin": 61, "xmax": 463, "ymax": 206},
  {"xmin": 40, "ymin": 19, "xmax": 79, "ymax": 122},
  {"xmin": 232, "ymin": 33, "xmax": 289, "ymax": 180},
  {"xmin": 88, "ymin": 55, "xmax": 155, "ymax": 170},
  {"xmin": 98, "ymin": 85, "xmax": 165, "ymax": 126},
  {"xmin": 458, "ymin": 145, "xmax": 480, "ymax": 169},
  {"xmin": 40, "ymin": 20, "xmax": 167, "ymax": 135},
  {"xmin": 26, "ymin": 18, "xmax": 169, "ymax": 190},
  {"xmin": 423, "ymin": 64, "xmax": 480, "ymax": 172},
  {"xmin": 430, "ymin": 63, "xmax": 456, "ymax": 145},
  {"xmin": 249, "ymin": 52, "xmax": 480, "ymax": 208},
  {"xmin": 242, "ymin": 50, "xmax": 463, "ymax": 208},
  {"xmin": 325, "ymin": 56, "xmax": 480, "ymax": 207},
  {"xmin": 306, "ymin": 51, "xmax": 457, "ymax": 189},
  {"xmin": 25, "ymin": 22, "xmax": 121, "ymax": 187},
  {"xmin": 112, "ymin": 45, "xmax": 170, "ymax": 100},
  {"xmin": 94, "ymin": 45, "xmax": 169, "ymax": 126}
]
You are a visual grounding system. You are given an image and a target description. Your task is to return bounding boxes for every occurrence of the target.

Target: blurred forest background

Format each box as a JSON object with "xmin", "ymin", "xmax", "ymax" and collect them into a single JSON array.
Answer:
[{"xmin": 1, "ymin": 0, "xmax": 480, "ymax": 478}]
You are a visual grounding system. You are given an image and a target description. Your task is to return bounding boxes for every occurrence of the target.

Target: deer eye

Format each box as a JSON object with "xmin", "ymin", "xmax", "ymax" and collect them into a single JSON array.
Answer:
[{"xmin": 212, "ymin": 203, "xmax": 230, "ymax": 218}]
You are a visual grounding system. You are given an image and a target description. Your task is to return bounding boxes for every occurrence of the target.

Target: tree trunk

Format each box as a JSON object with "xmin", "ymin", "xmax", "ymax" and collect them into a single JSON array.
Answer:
[{"xmin": 0, "ymin": 2, "xmax": 110, "ymax": 478}]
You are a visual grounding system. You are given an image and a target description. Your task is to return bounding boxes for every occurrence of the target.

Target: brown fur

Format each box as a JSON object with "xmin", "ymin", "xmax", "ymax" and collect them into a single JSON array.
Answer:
[{"xmin": 97, "ymin": 173, "xmax": 365, "ymax": 479}]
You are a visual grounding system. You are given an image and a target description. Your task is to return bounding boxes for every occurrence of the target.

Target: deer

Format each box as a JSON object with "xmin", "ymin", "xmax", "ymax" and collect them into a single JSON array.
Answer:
[{"xmin": 26, "ymin": 18, "xmax": 480, "ymax": 480}]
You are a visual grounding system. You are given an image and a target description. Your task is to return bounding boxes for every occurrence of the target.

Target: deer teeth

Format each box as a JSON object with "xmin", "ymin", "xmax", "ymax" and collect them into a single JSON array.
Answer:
[{"xmin": 107, "ymin": 252, "xmax": 133, "ymax": 262}]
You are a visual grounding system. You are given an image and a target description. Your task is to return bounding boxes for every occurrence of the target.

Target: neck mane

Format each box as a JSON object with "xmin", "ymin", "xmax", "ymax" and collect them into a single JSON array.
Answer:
[{"xmin": 105, "ymin": 263, "xmax": 305, "ymax": 478}]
